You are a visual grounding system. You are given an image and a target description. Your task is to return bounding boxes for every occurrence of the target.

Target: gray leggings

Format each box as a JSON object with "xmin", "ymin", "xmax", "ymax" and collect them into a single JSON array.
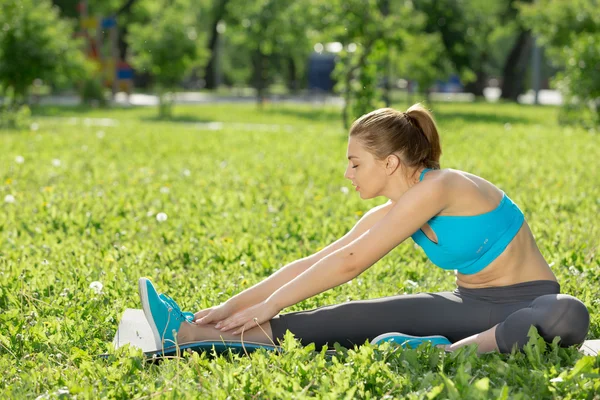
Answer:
[{"xmin": 269, "ymin": 280, "xmax": 590, "ymax": 353}]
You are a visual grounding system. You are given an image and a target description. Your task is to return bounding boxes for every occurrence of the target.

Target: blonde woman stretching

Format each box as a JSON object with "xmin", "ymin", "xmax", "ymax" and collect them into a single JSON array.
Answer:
[{"xmin": 138, "ymin": 104, "xmax": 589, "ymax": 354}]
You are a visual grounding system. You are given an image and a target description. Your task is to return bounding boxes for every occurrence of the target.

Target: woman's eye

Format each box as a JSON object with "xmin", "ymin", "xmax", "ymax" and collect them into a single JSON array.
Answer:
[{"xmin": 352, "ymin": 165, "xmax": 358, "ymax": 169}]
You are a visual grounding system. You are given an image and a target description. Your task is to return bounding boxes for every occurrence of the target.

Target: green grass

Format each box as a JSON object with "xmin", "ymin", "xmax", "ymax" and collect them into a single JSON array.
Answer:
[{"xmin": 1, "ymin": 101, "xmax": 599, "ymax": 398}]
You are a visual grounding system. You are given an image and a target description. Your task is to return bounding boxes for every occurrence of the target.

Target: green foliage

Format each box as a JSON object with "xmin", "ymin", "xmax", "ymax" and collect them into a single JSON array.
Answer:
[
  {"xmin": 0, "ymin": 102, "xmax": 599, "ymax": 397},
  {"xmin": 127, "ymin": 0, "xmax": 209, "ymax": 118},
  {"xmin": 222, "ymin": 0, "xmax": 318, "ymax": 102},
  {"xmin": 519, "ymin": 0, "xmax": 600, "ymax": 128},
  {"xmin": 0, "ymin": 0, "xmax": 88, "ymax": 127},
  {"xmin": 413, "ymin": 0, "xmax": 508, "ymax": 86},
  {"xmin": 393, "ymin": 32, "xmax": 453, "ymax": 99},
  {"xmin": 318, "ymin": 0, "xmax": 422, "ymax": 127},
  {"xmin": 0, "ymin": 103, "xmax": 31, "ymax": 130}
]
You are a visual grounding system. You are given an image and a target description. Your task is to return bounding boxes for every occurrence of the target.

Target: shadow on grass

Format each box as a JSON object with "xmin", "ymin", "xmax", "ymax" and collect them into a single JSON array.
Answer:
[
  {"xmin": 30, "ymin": 104, "xmax": 98, "ymax": 117},
  {"xmin": 263, "ymin": 106, "xmax": 341, "ymax": 122},
  {"xmin": 434, "ymin": 110, "xmax": 534, "ymax": 125},
  {"xmin": 139, "ymin": 114, "xmax": 215, "ymax": 123}
]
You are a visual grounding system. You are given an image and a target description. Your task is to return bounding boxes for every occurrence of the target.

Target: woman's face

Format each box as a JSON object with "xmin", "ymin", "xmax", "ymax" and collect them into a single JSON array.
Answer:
[
  {"xmin": 345, "ymin": 136, "xmax": 414, "ymax": 201},
  {"xmin": 344, "ymin": 137, "xmax": 387, "ymax": 199}
]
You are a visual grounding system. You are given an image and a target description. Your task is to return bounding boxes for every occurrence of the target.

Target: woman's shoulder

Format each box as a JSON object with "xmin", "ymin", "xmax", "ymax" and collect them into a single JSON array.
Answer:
[
  {"xmin": 433, "ymin": 168, "xmax": 498, "ymax": 190},
  {"xmin": 433, "ymin": 169, "xmax": 506, "ymax": 215}
]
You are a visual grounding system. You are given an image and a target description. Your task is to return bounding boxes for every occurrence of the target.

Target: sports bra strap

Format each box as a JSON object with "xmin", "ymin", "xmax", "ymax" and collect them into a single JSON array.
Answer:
[{"xmin": 419, "ymin": 168, "xmax": 432, "ymax": 182}]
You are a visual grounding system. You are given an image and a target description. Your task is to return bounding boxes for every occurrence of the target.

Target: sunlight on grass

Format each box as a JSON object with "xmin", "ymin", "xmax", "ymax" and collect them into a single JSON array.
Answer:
[{"xmin": 1, "ymin": 102, "xmax": 598, "ymax": 398}]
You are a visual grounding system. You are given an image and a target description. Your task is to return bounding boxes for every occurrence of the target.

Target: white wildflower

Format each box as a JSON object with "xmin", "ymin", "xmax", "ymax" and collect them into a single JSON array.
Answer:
[
  {"xmin": 96, "ymin": 130, "xmax": 105, "ymax": 139},
  {"xmin": 182, "ymin": 169, "xmax": 191, "ymax": 177},
  {"xmin": 15, "ymin": 155, "xmax": 24, "ymax": 164},
  {"xmin": 4, "ymin": 194, "xmax": 15, "ymax": 204},
  {"xmin": 156, "ymin": 212, "xmax": 168, "ymax": 222},
  {"xmin": 89, "ymin": 281, "xmax": 103, "ymax": 294},
  {"xmin": 405, "ymin": 280, "xmax": 418, "ymax": 288},
  {"xmin": 30, "ymin": 122, "xmax": 39, "ymax": 131},
  {"xmin": 340, "ymin": 186, "xmax": 350, "ymax": 194},
  {"xmin": 52, "ymin": 159, "xmax": 61, "ymax": 167},
  {"xmin": 160, "ymin": 186, "xmax": 170, "ymax": 194}
]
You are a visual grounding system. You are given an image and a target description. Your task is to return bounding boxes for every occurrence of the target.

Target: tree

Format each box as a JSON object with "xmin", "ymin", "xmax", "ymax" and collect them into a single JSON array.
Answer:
[
  {"xmin": 499, "ymin": 0, "xmax": 533, "ymax": 101},
  {"xmin": 394, "ymin": 32, "xmax": 453, "ymax": 105},
  {"xmin": 315, "ymin": 0, "xmax": 427, "ymax": 128},
  {"xmin": 222, "ymin": 0, "xmax": 317, "ymax": 105},
  {"xmin": 413, "ymin": 0, "xmax": 518, "ymax": 98},
  {"xmin": 519, "ymin": 0, "xmax": 600, "ymax": 127},
  {"xmin": 127, "ymin": 0, "xmax": 209, "ymax": 117},
  {"xmin": 0, "ymin": 0, "xmax": 88, "ymax": 126},
  {"xmin": 204, "ymin": 0, "xmax": 230, "ymax": 89}
]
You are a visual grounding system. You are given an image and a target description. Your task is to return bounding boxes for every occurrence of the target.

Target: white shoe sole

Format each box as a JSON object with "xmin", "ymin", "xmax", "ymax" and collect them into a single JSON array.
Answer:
[{"xmin": 138, "ymin": 278, "xmax": 163, "ymax": 349}]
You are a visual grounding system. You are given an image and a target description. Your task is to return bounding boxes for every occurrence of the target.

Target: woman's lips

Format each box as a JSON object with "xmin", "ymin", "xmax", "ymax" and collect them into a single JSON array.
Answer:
[{"xmin": 356, "ymin": 186, "xmax": 360, "ymax": 191}]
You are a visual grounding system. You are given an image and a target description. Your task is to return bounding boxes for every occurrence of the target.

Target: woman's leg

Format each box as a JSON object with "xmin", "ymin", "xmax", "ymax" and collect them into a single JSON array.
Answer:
[
  {"xmin": 268, "ymin": 291, "xmax": 494, "ymax": 351},
  {"xmin": 446, "ymin": 325, "xmax": 500, "ymax": 353},
  {"xmin": 177, "ymin": 320, "xmax": 275, "ymax": 345},
  {"xmin": 447, "ymin": 293, "xmax": 590, "ymax": 354},
  {"xmin": 176, "ymin": 291, "xmax": 493, "ymax": 348},
  {"xmin": 494, "ymin": 293, "xmax": 589, "ymax": 353}
]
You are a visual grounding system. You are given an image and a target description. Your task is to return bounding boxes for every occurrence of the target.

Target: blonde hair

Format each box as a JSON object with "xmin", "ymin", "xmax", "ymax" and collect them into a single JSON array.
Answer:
[{"xmin": 349, "ymin": 103, "xmax": 442, "ymax": 171}]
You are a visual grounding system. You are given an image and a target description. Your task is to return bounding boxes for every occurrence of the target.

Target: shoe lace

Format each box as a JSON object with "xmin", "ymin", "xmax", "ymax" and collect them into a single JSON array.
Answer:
[{"xmin": 160, "ymin": 294, "xmax": 194, "ymax": 322}]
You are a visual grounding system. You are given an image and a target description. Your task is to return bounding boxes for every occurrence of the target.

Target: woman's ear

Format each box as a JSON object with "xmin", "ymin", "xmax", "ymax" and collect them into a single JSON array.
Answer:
[{"xmin": 385, "ymin": 154, "xmax": 401, "ymax": 175}]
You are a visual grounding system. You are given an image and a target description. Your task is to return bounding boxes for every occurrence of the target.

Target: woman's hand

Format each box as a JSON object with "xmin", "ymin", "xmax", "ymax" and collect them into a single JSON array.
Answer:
[
  {"xmin": 215, "ymin": 300, "xmax": 281, "ymax": 335},
  {"xmin": 193, "ymin": 302, "xmax": 237, "ymax": 326}
]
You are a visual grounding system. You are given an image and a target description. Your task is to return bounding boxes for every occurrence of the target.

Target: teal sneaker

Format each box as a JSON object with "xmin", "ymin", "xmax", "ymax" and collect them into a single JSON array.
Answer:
[
  {"xmin": 159, "ymin": 293, "xmax": 195, "ymax": 320},
  {"xmin": 138, "ymin": 277, "xmax": 194, "ymax": 349},
  {"xmin": 370, "ymin": 332, "xmax": 452, "ymax": 349}
]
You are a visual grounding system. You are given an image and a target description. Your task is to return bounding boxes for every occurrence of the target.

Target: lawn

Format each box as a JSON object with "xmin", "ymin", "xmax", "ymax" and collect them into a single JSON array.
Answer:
[{"xmin": 1, "ymin": 101, "xmax": 599, "ymax": 398}]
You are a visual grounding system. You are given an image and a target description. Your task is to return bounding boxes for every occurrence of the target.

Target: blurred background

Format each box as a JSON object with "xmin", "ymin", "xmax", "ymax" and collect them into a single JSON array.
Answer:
[{"xmin": 0, "ymin": 0, "xmax": 598, "ymax": 128}]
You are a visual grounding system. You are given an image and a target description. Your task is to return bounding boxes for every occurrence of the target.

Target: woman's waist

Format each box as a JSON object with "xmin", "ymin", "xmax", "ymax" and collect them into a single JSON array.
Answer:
[
  {"xmin": 454, "ymin": 279, "xmax": 560, "ymax": 303},
  {"xmin": 456, "ymin": 223, "xmax": 556, "ymax": 289}
]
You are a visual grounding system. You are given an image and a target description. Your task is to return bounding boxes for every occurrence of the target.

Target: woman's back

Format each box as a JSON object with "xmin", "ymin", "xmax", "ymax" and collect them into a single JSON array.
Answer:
[{"xmin": 420, "ymin": 168, "xmax": 557, "ymax": 288}]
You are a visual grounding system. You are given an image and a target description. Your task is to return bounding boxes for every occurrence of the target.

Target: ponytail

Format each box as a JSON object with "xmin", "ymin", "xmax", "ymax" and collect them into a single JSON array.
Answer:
[
  {"xmin": 349, "ymin": 103, "xmax": 443, "ymax": 171},
  {"xmin": 405, "ymin": 103, "xmax": 442, "ymax": 169}
]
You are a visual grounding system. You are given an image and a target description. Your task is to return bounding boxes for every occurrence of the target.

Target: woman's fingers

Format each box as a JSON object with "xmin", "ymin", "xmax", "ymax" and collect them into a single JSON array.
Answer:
[
  {"xmin": 217, "ymin": 315, "xmax": 243, "ymax": 332},
  {"xmin": 232, "ymin": 323, "xmax": 253, "ymax": 335},
  {"xmin": 193, "ymin": 308, "xmax": 212, "ymax": 321},
  {"xmin": 195, "ymin": 310, "xmax": 218, "ymax": 324}
]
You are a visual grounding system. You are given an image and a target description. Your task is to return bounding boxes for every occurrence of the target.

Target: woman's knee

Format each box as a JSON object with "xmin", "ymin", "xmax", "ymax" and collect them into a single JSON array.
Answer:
[
  {"xmin": 532, "ymin": 294, "xmax": 590, "ymax": 347},
  {"xmin": 495, "ymin": 294, "xmax": 590, "ymax": 353}
]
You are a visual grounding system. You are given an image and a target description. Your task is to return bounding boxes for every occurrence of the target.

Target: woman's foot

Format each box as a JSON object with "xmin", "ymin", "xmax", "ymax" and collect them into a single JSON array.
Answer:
[{"xmin": 138, "ymin": 278, "xmax": 194, "ymax": 349}]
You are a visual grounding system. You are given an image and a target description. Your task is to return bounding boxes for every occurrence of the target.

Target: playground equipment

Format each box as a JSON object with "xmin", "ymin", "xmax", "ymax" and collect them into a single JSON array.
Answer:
[{"xmin": 75, "ymin": 1, "xmax": 133, "ymax": 97}]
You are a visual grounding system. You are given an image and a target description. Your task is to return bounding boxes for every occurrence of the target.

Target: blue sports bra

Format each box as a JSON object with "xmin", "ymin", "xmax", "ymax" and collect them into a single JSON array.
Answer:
[{"xmin": 410, "ymin": 168, "xmax": 525, "ymax": 275}]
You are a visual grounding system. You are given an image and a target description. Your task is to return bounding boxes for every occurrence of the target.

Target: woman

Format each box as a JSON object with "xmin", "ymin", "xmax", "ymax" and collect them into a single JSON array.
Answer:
[{"xmin": 139, "ymin": 104, "xmax": 590, "ymax": 354}]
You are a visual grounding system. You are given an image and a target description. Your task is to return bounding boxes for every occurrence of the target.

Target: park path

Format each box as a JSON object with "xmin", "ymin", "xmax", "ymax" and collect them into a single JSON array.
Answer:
[{"xmin": 31, "ymin": 88, "xmax": 562, "ymax": 107}]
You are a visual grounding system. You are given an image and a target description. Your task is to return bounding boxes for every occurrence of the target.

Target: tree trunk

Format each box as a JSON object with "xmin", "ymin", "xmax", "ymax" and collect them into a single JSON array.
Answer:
[
  {"xmin": 204, "ymin": 0, "xmax": 229, "ymax": 90},
  {"xmin": 501, "ymin": 30, "xmax": 533, "ymax": 101},
  {"xmin": 379, "ymin": 0, "xmax": 391, "ymax": 107},
  {"xmin": 253, "ymin": 49, "xmax": 267, "ymax": 107},
  {"xmin": 115, "ymin": 0, "xmax": 139, "ymax": 60},
  {"xmin": 287, "ymin": 56, "xmax": 297, "ymax": 93},
  {"xmin": 464, "ymin": 70, "xmax": 486, "ymax": 97}
]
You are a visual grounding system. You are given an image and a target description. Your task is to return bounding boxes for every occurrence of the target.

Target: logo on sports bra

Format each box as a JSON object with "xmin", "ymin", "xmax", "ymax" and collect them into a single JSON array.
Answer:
[{"xmin": 476, "ymin": 238, "xmax": 489, "ymax": 254}]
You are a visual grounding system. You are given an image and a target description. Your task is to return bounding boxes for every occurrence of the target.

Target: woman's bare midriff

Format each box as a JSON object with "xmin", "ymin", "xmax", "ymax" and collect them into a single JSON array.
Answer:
[
  {"xmin": 456, "ymin": 220, "xmax": 557, "ymax": 288},
  {"xmin": 428, "ymin": 169, "xmax": 558, "ymax": 289}
]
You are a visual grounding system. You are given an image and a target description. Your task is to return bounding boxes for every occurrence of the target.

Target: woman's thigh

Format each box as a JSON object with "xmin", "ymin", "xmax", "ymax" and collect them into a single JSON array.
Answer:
[{"xmin": 269, "ymin": 291, "xmax": 494, "ymax": 350}]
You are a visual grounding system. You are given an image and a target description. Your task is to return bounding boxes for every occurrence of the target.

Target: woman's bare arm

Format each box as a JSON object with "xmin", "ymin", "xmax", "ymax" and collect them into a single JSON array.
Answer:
[{"xmin": 223, "ymin": 200, "xmax": 394, "ymax": 312}]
